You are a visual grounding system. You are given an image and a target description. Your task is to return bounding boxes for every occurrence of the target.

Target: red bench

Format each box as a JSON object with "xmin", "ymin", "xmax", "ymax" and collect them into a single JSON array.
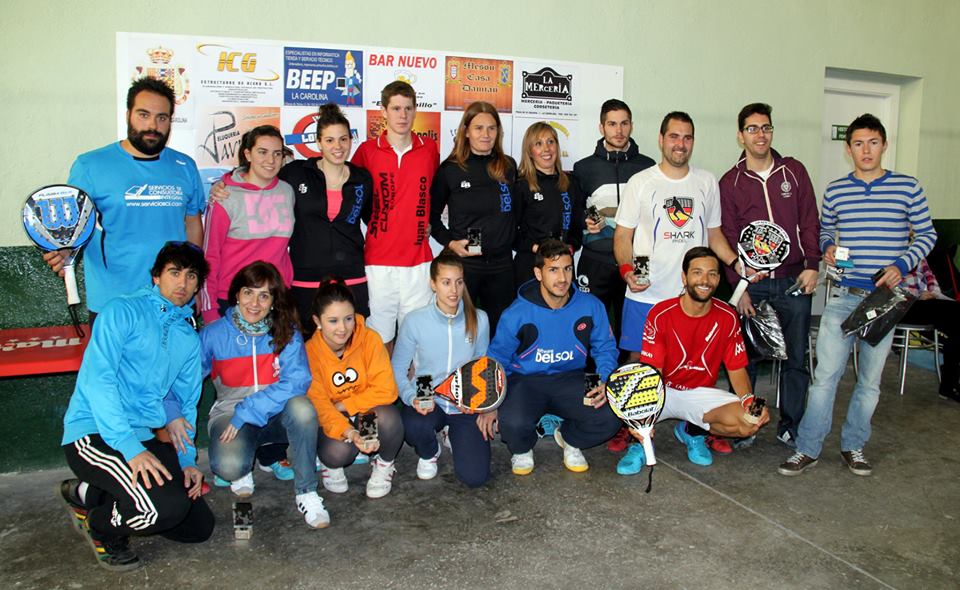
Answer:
[{"xmin": 0, "ymin": 325, "xmax": 90, "ymax": 377}]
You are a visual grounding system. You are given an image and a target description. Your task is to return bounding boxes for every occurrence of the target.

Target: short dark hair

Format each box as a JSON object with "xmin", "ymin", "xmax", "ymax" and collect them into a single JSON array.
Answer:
[
  {"xmin": 681, "ymin": 246, "xmax": 721, "ymax": 274},
  {"xmin": 150, "ymin": 242, "xmax": 209, "ymax": 286},
  {"xmin": 127, "ymin": 77, "xmax": 176, "ymax": 115},
  {"xmin": 534, "ymin": 239, "xmax": 573, "ymax": 270},
  {"xmin": 659, "ymin": 111, "xmax": 694, "ymax": 136},
  {"xmin": 845, "ymin": 113, "xmax": 886, "ymax": 145},
  {"xmin": 381, "ymin": 80, "xmax": 416, "ymax": 109},
  {"xmin": 600, "ymin": 99, "xmax": 632, "ymax": 124},
  {"xmin": 237, "ymin": 125, "xmax": 283, "ymax": 169},
  {"xmin": 737, "ymin": 103, "xmax": 772, "ymax": 130}
]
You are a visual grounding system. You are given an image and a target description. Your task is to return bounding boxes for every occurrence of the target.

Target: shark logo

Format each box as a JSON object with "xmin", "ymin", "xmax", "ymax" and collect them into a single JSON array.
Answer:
[{"xmin": 664, "ymin": 196, "xmax": 694, "ymax": 228}]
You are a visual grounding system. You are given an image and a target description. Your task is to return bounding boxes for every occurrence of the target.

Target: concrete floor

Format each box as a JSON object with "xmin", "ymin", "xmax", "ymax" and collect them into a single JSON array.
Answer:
[{"xmin": 1, "ymin": 357, "xmax": 958, "ymax": 589}]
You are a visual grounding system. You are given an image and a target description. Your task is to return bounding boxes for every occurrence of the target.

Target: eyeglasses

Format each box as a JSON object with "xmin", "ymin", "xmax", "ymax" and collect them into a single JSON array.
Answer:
[{"xmin": 742, "ymin": 124, "xmax": 774, "ymax": 135}]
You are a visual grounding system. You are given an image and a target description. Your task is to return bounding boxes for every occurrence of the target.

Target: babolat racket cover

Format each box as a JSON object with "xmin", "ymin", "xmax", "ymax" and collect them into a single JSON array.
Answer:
[
  {"xmin": 606, "ymin": 363, "xmax": 666, "ymax": 492},
  {"xmin": 433, "ymin": 356, "xmax": 507, "ymax": 414}
]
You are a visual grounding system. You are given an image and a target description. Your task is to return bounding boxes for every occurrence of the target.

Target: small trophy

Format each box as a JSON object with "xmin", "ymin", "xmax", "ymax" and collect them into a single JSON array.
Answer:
[
  {"xmin": 585, "ymin": 205, "xmax": 604, "ymax": 226},
  {"xmin": 233, "ymin": 502, "xmax": 253, "ymax": 540},
  {"xmin": 414, "ymin": 375, "xmax": 435, "ymax": 412},
  {"xmin": 633, "ymin": 256, "xmax": 651, "ymax": 286},
  {"xmin": 466, "ymin": 227, "xmax": 482, "ymax": 255},
  {"xmin": 583, "ymin": 372, "xmax": 600, "ymax": 405},
  {"xmin": 743, "ymin": 397, "xmax": 767, "ymax": 425},
  {"xmin": 356, "ymin": 412, "xmax": 379, "ymax": 452},
  {"xmin": 826, "ymin": 246, "xmax": 854, "ymax": 283}
]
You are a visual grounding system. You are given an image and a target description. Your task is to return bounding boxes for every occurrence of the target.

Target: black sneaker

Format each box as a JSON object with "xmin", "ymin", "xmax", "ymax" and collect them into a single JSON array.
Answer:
[
  {"xmin": 778, "ymin": 452, "xmax": 818, "ymax": 476},
  {"xmin": 57, "ymin": 479, "xmax": 142, "ymax": 572},
  {"xmin": 57, "ymin": 479, "xmax": 87, "ymax": 534},
  {"xmin": 841, "ymin": 449, "xmax": 873, "ymax": 476},
  {"xmin": 938, "ymin": 386, "xmax": 960, "ymax": 404}
]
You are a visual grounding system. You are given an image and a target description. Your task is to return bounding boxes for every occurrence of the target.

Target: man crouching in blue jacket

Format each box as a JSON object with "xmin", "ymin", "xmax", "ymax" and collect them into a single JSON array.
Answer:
[
  {"xmin": 58, "ymin": 242, "xmax": 213, "ymax": 572},
  {"xmin": 490, "ymin": 239, "xmax": 621, "ymax": 475}
]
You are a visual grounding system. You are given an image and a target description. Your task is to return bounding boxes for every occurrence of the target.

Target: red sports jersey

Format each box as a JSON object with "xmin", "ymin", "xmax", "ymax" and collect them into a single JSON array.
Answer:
[
  {"xmin": 639, "ymin": 297, "xmax": 748, "ymax": 390},
  {"xmin": 352, "ymin": 132, "xmax": 439, "ymax": 267}
]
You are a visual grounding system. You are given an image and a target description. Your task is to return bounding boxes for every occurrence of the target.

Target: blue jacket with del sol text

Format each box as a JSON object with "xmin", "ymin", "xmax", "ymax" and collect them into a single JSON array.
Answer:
[{"xmin": 488, "ymin": 280, "xmax": 618, "ymax": 381}]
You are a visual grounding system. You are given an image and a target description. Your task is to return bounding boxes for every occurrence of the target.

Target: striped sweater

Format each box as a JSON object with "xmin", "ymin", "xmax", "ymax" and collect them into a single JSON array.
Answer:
[{"xmin": 820, "ymin": 170, "xmax": 936, "ymax": 290}]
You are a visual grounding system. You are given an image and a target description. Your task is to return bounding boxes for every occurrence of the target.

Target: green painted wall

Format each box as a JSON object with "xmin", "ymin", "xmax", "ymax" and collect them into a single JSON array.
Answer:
[{"xmin": 3, "ymin": 0, "xmax": 960, "ymax": 470}]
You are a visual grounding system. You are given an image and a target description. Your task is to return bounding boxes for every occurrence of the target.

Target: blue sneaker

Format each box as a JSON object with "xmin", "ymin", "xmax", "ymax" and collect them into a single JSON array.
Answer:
[
  {"xmin": 536, "ymin": 414, "xmax": 564, "ymax": 437},
  {"xmin": 673, "ymin": 422, "xmax": 713, "ymax": 466},
  {"xmin": 353, "ymin": 453, "xmax": 370, "ymax": 465},
  {"xmin": 616, "ymin": 443, "xmax": 646, "ymax": 475},
  {"xmin": 258, "ymin": 460, "xmax": 295, "ymax": 481},
  {"xmin": 213, "ymin": 475, "xmax": 230, "ymax": 487}
]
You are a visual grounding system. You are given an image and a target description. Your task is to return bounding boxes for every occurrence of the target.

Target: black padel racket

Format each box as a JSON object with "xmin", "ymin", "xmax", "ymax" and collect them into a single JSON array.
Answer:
[{"xmin": 729, "ymin": 220, "xmax": 791, "ymax": 307}]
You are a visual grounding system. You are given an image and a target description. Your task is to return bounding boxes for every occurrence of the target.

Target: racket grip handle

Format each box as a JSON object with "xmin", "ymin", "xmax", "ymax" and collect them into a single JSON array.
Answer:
[
  {"xmin": 642, "ymin": 430, "xmax": 656, "ymax": 466},
  {"xmin": 728, "ymin": 277, "xmax": 749, "ymax": 307},
  {"xmin": 64, "ymin": 264, "xmax": 80, "ymax": 306}
]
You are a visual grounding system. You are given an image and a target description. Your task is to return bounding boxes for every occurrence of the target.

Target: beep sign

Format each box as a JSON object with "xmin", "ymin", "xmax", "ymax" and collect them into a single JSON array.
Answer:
[{"xmin": 284, "ymin": 46, "xmax": 363, "ymax": 107}]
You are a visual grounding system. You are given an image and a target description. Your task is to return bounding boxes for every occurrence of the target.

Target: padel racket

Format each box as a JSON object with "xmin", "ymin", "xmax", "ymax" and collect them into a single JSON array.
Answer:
[
  {"xmin": 729, "ymin": 220, "xmax": 791, "ymax": 307},
  {"xmin": 22, "ymin": 185, "xmax": 97, "ymax": 335},
  {"xmin": 606, "ymin": 363, "xmax": 666, "ymax": 492},
  {"xmin": 432, "ymin": 356, "xmax": 507, "ymax": 414}
]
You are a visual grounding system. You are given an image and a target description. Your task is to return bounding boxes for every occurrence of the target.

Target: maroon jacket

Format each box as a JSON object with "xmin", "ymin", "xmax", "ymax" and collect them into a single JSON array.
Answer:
[{"xmin": 719, "ymin": 149, "xmax": 820, "ymax": 283}]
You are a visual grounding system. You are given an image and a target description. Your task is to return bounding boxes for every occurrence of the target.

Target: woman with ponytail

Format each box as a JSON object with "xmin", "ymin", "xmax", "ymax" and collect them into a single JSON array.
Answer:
[
  {"xmin": 305, "ymin": 277, "xmax": 402, "ymax": 499},
  {"xmin": 391, "ymin": 250, "xmax": 494, "ymax": 487}
]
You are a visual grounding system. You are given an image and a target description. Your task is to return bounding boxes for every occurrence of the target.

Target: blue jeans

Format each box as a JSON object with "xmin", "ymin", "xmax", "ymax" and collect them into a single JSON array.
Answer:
[
  {"xmin": 745, "ymin": 276, "xmax": 812, "ymax": 438},
  {"xmin": 209, "ymin": 396, "xmax": 318, "ymax": 495},
  {"xmin": 795, "ymin": 289, "xmax": 895, "ymax": 458}
]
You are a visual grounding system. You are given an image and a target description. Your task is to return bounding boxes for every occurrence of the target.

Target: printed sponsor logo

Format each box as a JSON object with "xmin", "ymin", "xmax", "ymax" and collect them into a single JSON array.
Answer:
[
  {"xmin": 461, "ymin": 181, "xmax": 471, "ymax": 189},
  {"xmin": 533, "ymin": 192, "xmax": 544, "ymax": 201},
  {"xmin": 284, "ymin": 47, "xmax": 363, "ymax": 106},
  {"xmin": 197, "ymin": 44, "xmax": 280, "ymax": 81},
  {"xmin": 521, "ymin": 67, "xmax": 573, "ymax": 102},
  {"xmin": 780, "ymin": 180, "xmax": 793, "ymax": 198},
  {"xmin": 663, "ymin": 196, "xmax": 694, "ymax": 228},
  {"xmin": 535, "ymin": 348, "xmax": 574, "ymax": 363},
  {"xmin": 576, "ymin": 275, "xmax": 590, "ymax": 293},
  {"xmin": 123, "ymin": 184, "xmax": 185, "ymax": 207}
]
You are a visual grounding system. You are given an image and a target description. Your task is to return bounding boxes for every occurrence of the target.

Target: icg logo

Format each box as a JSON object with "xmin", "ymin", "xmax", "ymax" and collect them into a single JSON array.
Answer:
[{"xmin": 535, "ymin": 348, "xmax": 574, "ymax": 363}]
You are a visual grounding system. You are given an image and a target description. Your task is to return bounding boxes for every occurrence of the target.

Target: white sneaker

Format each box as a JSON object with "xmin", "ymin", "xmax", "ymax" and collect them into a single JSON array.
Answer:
[
  {"xmin": 511, "ymin": 450, "xmax": 535, "ymax": 475},
  {"xmin": 440, "ymin": 426, "xmax": 452, "ymax": 452},
  {"xmin": 230, "ymin": 472, "xmax": 255, "ymax": 497},
  {"xmin": 366, "ymin": 457, "xmax": 396, "ymax": 499},
  {"xmin": 554, "ymin": 429, "xmax": 588, "ymax": 472},
  {"xmin": 295, "ymin": 491, "xmax": 330, "ymax": 529},
  {"xmin": 416, "ymin": 447, "xmax": 441, "ymax": 480},
  {"xmin": 319, "ymin": 462, "xmax": 348, "ymax": 494}
]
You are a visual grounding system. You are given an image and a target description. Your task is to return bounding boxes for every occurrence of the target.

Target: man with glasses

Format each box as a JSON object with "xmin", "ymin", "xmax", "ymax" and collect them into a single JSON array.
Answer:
[
  {"xmin": 718, "ymin": 103, "xmax": 820, "ymax": 449},
  {"xmin": 42, "ymin": 77, "xmax": 205, "ymax": 326}
]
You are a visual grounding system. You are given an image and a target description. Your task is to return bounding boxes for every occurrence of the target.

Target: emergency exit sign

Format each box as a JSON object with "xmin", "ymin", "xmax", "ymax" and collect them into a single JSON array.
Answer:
[{"xmin": 831, "ymin": 125, "xmax": 847, "ymax": 141}]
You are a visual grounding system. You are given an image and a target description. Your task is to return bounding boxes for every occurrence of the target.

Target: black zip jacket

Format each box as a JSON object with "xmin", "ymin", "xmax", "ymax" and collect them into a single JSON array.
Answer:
[
  {"xmin": 281, "ymin": 159, "xmax": 372, "ymax": 281},
  {"xmin": 430, "ymin": 153, "xmax": 518, "ymax": 258},
  {"xmin": 513, "ymin": 170, "xmax": 584, "ymax": 254},
  {"xmin": 572, "ymin": 138, "xmax": 655, "ymax": 258}
]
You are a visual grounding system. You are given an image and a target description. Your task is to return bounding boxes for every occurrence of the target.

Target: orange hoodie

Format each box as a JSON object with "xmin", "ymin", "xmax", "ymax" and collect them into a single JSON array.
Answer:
[{"xmin": 305, "ymin": 315, "xmax": 398, "ymax": 440}]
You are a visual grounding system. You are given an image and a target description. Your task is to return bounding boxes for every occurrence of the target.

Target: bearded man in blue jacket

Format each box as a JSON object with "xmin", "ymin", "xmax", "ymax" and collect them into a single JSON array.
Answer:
[
  {"xmin": 489, "ymin": 239, "xmax": 621, "ymax": 476},
  {"xmin": 58, "ymin": 242, "xmax": 213, "ymax": 572}
]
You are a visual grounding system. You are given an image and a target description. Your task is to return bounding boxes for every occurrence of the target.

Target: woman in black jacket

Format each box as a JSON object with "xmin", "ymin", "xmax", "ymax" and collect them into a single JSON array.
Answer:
[
  {"xmin": 430, "ymin": 101, "xmax": 517, "ymax": 334},
  {"xmin": 513, "ymin": 122, "xmax": 583, "ymax": 285}
]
